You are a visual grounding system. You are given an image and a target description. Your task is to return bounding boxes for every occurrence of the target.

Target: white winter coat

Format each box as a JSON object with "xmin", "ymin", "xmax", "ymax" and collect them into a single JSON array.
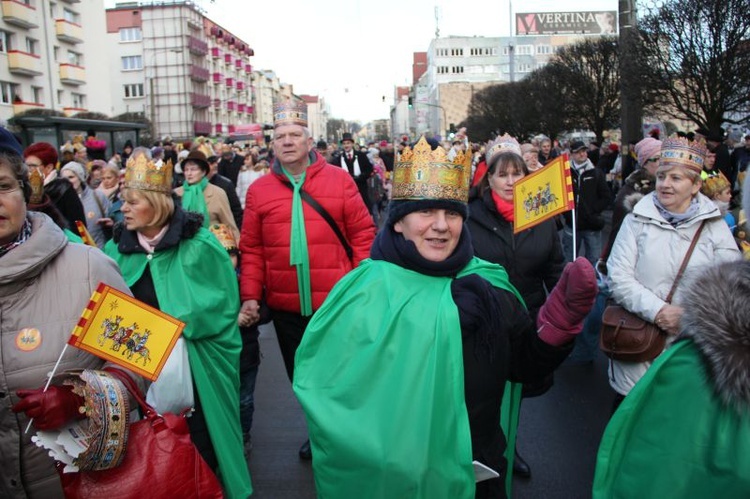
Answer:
[{"xmin": 606, "ymin": 192, "xmax": 740, "ymax": 395}]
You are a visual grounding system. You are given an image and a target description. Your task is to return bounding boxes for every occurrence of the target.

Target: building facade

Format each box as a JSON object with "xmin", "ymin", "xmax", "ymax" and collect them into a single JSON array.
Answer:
[
  {"xmin": 106, "ymin": 1, "xmax": 255, "ymax": 141},
  {"xmin": 300, "ymin": 94, "xmax": 328, "ymax": 142},
  {"xmin": 0, "ymin": 0, "xmax": 111, "ymax": 122}
]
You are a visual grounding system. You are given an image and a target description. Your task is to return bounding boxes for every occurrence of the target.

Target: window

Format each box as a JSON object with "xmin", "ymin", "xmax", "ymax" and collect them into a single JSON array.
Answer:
[
  {"xmin": 71, "ymin": 92, "xmax": 85, "ymax": 108},
  {"xmin": 25, "ymin": 38, "xmax": 37, "ymax": 55},
  {"xmin": 67, "ymin": 50, "xmax": 82, "ymax": 65},
  {"xmin": 119, "ymin": 27, "xmax": 142, "ymax": 42},
  {"xmin": 437, "ymin": 66, "xmax": 449, "ymax": 74},
  {"xmin": 536, "ymin": 45, "xmax": 552, "ymax": 55},
  {"xmin": 0, "ymin": 81, "xmax": 17, "ymax": 105},
  {"xmin": 57, "ymin": 90, "xmax": 63, "ymax": 106},
  {"xmin": 49, "ymin": 2, "xmax": 56, "ymax": 17},
  {"xmin": 517, "ymin": 63, "xmax": 533, "ymax": 73},
  {"xmin": 53, "ymin": 46, "xmax": 59, "ymax": 61},
  {"xmin": 451, "ymin": 66, "xmax": 464, "ymax": 74},
  {"xmin": 0, "ymin": 31, "xmax": 10, "ymax": 53},
  {"xmin": 32, "ymin": 86, "xmax": 43, "ymax": 104},
  {"xmin": 502, "ymin": 46, "xmax": 510, "ymax": 56},
  {"xmin": 121, "ymin": 55, "xmax": 143, "ymax": 71},
  {"xmin": 436, "ymin": 48, "xmax": 449, "ymax": 57},
  {"xmin": 124, "ymin": 83, "xmax": 144, "ymax": 98},
  {"xmin": 516, "ymin": 45, "xmax": 533, "ymax": 56},
  {"xmin": 450, "ymin": 48, "xmax": 464, "ymax": 56},
  {"xmin": 62, "ymin": 9, "xmax": 79, "ymax": 24}
]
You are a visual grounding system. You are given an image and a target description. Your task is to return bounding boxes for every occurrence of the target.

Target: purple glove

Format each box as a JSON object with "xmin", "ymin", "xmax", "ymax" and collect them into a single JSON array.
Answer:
[
  {"xmin": 12, "ymin": 385, "xmax": 85, "ymax": 430},
  {"xmin": 537, "ymin": 258, "xmax": 597, "ymax": 346}
]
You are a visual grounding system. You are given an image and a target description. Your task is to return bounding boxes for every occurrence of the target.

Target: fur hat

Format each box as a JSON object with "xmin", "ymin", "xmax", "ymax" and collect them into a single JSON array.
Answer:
[{"xmin": 184, "ymin": 150, "xmax": 210, "ymax": 174}]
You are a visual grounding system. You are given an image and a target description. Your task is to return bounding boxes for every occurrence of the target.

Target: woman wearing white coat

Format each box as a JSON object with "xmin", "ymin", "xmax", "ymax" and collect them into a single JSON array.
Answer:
[{"xmin": 606, "ymin": 137, "xmax": 740, "ymax": 408}]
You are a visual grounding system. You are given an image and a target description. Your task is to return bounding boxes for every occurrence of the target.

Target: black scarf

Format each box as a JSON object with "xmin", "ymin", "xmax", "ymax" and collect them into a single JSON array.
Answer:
[{"xmin": 371, "ymin": 226, "xmax": 501, "ymax": 360}]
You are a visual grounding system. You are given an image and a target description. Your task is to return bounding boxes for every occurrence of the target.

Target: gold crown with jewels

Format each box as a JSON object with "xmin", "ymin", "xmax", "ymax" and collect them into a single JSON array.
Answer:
[
  {"xmin": 392, "ymin": 136, "xmax": 472, "ymax": 203},
  {"xmin": 273, "ymin": 99, "xmax": 308, "ymax": 128},
  {"xmin": 27, "ymin": 167, "xmax": 45, "ymax": 204},
  {"xmin": 486, "ymin": 133, "xmax": 522, "ymax": 160},
  {"xmin": 660, "ymin": 136, "xmax": 708, "ymax": 174},
  {"xmin": 124, "ymin": 155, "xmax": 173, "ymax": 193}
]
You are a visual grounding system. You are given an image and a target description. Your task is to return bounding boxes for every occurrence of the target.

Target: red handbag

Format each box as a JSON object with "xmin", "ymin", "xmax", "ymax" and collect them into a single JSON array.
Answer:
[{"xmin": 58, "ymin": 368, "xmax": 224, "ymax": 499}]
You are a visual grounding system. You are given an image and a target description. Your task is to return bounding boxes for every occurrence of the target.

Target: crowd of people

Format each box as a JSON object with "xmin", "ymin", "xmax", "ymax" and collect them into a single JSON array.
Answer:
[{"xmin": 1, "ymin": 105, "xmax": 749, "ymax": 499}]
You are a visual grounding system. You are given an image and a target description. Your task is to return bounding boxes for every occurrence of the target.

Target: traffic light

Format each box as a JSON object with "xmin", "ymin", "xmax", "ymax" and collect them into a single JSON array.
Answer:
[{"xmin": 408, "ymin": 97, "xmax": 413, "ymax": 108}]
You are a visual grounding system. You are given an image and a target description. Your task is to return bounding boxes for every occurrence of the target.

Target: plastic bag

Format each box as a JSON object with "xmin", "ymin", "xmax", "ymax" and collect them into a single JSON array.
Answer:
[{"xmin": 146, "ymin": 337, "xmax": 194, "ymax": 414}]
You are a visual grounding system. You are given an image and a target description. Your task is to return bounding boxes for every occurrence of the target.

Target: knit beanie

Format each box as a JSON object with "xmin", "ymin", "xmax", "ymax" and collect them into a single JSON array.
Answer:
[
  {"xmin": 634, "ymin": 137, "xmax": 661, "ymax": 167},
  {"xmin": 61, "ymin": 161, "xmax": 87, "ymax": 183}
]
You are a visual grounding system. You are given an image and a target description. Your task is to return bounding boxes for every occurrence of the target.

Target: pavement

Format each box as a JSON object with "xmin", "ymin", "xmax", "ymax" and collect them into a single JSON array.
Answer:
[{"xmin": 247, "ymin": 323, "xmax": 614, "ymax": 498}]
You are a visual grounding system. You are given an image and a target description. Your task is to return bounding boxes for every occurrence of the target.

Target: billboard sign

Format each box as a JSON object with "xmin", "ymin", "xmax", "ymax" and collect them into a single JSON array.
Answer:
[{"xmin": 516, "ymin": 11, "xmax": 618, "ymax": 36}]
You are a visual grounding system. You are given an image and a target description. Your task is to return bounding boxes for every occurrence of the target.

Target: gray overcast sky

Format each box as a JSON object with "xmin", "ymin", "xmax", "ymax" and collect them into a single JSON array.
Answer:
[{"xmin": 108, "ymin": 0, "xmax": 617, "ymax": 122}]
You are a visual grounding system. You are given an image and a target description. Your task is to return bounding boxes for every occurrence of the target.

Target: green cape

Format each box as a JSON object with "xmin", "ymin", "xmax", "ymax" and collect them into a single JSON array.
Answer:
[
  {"xmin": 594, "ymin": 340, "xmax": 750, "ymax": 498},
  {"xmin": 105, "ymin": 229, "xmax": 252, "ymax": 499},
  {"xmin": 294, "ymin": 257, "xmax": 523, "ymax": 499}
]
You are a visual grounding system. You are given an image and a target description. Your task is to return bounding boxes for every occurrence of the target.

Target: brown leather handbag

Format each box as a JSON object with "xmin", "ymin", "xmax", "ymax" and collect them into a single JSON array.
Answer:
[{"xmin": 600, "ymin": 221, "xmax": 705, "ymax": 362}]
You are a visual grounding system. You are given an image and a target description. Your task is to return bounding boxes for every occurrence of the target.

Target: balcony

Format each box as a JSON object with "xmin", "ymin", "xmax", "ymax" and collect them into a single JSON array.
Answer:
[
  {"xmin": 12, "ymin": 101, "xmax": 44, "ymax": 114},
  {"xmin": 212, "ymin": 98, "xmax": 221, "ymax": 109},
  {"xmin": 226, "ymin": 101, "xmax": 236, "ymax": 112},
  {"xmin": 237, "ymin": 103, "xmax": 245, "ymax": 114},
  {"xmin": 246, "ymin": 106, "xmax": 254, "ymax": 115},
  {"xmin": 224, "ymin": 53, "xmax": 232, "ymax": 66},
  {"xmin": 55, "ymin": 19, "xmax": 83, "ymax": 44},
  {"xmin": 235, "ymin": 59, "xmax": 243, "ymax": 70},
  {"xmin": 1, "ymin": 0, "xmax": 38, "ymax": 28},
  {"xmin": 211, "ymin": 47, "xmax": 221, "ymax": 59},
  {"xmin": 236, "ymin": 81, "xmax": 245, "ymax": 92},
  {"xmin": 63, "ymin": 107, "xmax": 87, "ymax": 116},
  {"xmin": 7, "ymin": 50, "xmax": 42, "ymax": 75},
  {"xmin": 187, "ymin": 35, "xmax": 208, "ymax": 56},
  {"xmin": 194, "ymin": 121, "xmax": 211, "ymax": 135},
  {"xmin": 228, "ymin": 124, "xmax": 236, "ymax": 134},
  {"xmin": 225, "ymin": 77, "xmax": 233, "ymax": 88},
  {"xmin": 245, "ymin": 64, "xmax": 253, "ymax": 74},
  {"xmin": 215, "ymin": 123, "xmax": 223, "ymax": 133},
  {"xmin": 59, "ymin": 63, "xmax": 86, "ymax": 85},
  {"xmin": 60, "ymin": 0, "xmax": 80, "ymax": 3},
  {"xmin": 191, "ymin": 93, "xmax": 211, "ymax": 109},
  {"xmin": 189, "ymin": 65, "xmax": 210, "ymax": 82},
  {"xmin": 212, "ymin": 72, "xmax": 223, "ymax": 84}
]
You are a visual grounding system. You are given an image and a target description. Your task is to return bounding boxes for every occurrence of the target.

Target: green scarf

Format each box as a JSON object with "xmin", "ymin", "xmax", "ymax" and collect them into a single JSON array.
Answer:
[
  {"xmin": 181, "ymin": 176, "xmax": 209, "ymax": 227},
  {"xmin": 282, "ymin": 169, "xmax": 313, "ymax": 316}
]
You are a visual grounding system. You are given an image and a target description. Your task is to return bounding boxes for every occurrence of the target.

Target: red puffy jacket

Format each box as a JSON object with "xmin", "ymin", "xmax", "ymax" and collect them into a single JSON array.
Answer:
[{"xmin": 239, "ymin": 152, "xmax": 376, "ymax": 313}]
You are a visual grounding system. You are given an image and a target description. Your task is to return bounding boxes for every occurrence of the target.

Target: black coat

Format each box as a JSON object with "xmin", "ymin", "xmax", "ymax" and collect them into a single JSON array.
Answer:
[
  {"xmin": 45, "ymin": 177, "xmax": 86, "ymax": 232},
  {"xmin": 209, "ymin": 173, "xmax": 243, "ymax": 228},
  {"xmin": 331, "ymin": 150, "xmax": 373, "ymax": 206},
  {"xmin": 467, "ymin": 189, "xmax": 564, "ymax": 319},
  {"xmin": 563, "ymin": 163, "xmax": 612, "ymax": 231},
  {"xmin": 218, "ymin": 154, "xmax": 244, "ymax": 187}
]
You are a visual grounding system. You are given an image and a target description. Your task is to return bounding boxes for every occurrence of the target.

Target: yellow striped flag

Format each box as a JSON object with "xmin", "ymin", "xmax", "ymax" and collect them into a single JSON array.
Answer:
[
  {"xmin": 68, "ymin": 283, "xmax": 185, "ymax": 381},
  {"xmin": 513, "ymin": 154, "xmax": 575, "ymax": 234},
  {"xmin": 75, "ymin": 220, "xmax": 97, "ymax": 247}
]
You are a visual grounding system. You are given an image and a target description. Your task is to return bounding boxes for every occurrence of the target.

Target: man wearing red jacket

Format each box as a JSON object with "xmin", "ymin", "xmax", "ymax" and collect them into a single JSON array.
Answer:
[{"xmin": 238, "ymin": 100, "xmax": 375, "ymax": 459}]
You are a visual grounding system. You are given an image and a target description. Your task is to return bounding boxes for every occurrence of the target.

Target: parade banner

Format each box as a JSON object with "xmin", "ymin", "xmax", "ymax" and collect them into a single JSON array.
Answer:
[
  {"xmin": 513, "ymin": 154, "xmax": 574, "ymax": 234},
  {"xmin": 68, "ymin": 283, "xmax": 185, "ymax": 381},
  {"xmin": 75, "ymin": 220, "xmax": 97, "ymax": 247}
]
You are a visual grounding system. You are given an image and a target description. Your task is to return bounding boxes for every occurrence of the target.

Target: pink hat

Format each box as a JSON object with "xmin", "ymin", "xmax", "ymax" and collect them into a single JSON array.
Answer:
[
  {"xmin": 379, "ymin": 140, "xmax": 388, "ymax": 147},
  {"xmin": 634, "ymin": 137, "xmax": 661, "ymax": 167}
]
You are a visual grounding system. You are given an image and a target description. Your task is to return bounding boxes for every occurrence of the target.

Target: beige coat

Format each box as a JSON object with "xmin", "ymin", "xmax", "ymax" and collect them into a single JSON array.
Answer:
[
  {"xmin": 0, "ymin": 212, "xmax": 130, "ymax": 498},
  {"xmin": 175, "ymin": 182, "xmax": 240, "ymax": 243}
]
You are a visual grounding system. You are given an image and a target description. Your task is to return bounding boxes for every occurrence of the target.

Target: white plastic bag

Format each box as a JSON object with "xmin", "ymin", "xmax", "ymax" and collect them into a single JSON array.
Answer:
[{"xmin": 146, "ymin": 337, "xmax": 194, "ymax": 414}]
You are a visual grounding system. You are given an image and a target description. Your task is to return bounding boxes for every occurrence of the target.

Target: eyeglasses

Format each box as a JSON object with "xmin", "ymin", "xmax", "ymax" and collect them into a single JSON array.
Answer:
[
  {"xmin": 0, "ymin": 179, "xmax": 23, "ymax": 196},
  {"xmin": 645, "ymin": 157, "xmax": 660, "ymax": 163},
  {"xmin": 24, "ymin": 162, "xmax": 43, "ymax": 169}
]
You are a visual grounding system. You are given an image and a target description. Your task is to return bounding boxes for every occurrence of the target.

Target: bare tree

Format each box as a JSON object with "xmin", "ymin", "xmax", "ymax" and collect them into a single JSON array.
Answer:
[{"xmin": 639, "ymin": 0, "xmax": 750, "ymax": 130}]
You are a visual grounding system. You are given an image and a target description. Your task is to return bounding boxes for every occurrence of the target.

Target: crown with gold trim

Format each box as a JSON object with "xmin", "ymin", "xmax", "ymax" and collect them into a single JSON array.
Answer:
[
  {"xmin": 660, "ymin": 136, "xmax": 708, "ymax": 174},
  {"xmin": 486, "ymin": 133, "xmax": 522, "ymax": 161},
  {"xmin": 209, "ymin": 223, "xmax": 238, "ymax": 253},
  {"xmin": 701, "ymin": 171, "xmax": 731, "ymax": 199},
  {"xmin": 28, "ymin": 167, "xmax": 45, "ymax": 205},
  {"xmin": 273, "ymin": 99, "xmax": 308, "ymax": 128},
  {"xmin": 392, "ymin": 136, "xmax": 472, "ymax": 203},
  {"xmin": 124, "ymin": 154, "xmax": 173, "ymax": 193}
]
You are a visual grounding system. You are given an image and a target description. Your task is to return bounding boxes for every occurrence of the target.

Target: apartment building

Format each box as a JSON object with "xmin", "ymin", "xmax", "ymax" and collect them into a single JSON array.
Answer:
[
  {"xmin": 106, "ymin": 1, "xmax": 255, "ymax": 141},
  {"xmin": 300, "ymin": 93, "xmax": 328, "ymax": 142},
  {"xmin": 0, "ymin": 0, "xmax": 110, "ymax": 122}
]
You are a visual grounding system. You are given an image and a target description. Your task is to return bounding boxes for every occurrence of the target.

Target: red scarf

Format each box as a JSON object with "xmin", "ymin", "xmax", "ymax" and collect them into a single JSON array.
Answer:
[{"xmin": 491, "ymin": 190, "xmax": 514, "ymax": 222}]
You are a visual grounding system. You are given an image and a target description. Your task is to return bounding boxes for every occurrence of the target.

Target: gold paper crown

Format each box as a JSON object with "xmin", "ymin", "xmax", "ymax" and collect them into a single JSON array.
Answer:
[
  {"xmin": 124, "ymin": 155, "xmax": 173, "ymax": 193},
  {"xmin": 701, "ymin": 171, "xmax": 731, "ymax": 199},
  {"xmin": 28, "ymin": 167, "xmax": 45, "ymax": 205},
  {"xmin": 486, "ymin": 133, "xmax": 522, "ymax": 161},
  {"xmin": 209, "ymin": 223, "xmax": 237, "ymax": 252},
  {"xmin": 392, "ymin": 136, "xmax": 472, "ymax": 203},
  {"xmin": 273, "ymin": 99, "xmax": 308, "ymax": 128},
  {"xmin": 660, "ymin": 137, "xmax": 708, "ymax": 174}
]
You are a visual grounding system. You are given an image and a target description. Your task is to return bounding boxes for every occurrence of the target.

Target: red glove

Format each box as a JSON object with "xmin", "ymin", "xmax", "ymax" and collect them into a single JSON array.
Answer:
[
  {"xmin": 12, "ymin": 385, "xmax": 85, "ymax": 430},
  {"xmin": 537, "ymin": 258, "xmax": 597, "ymax": 346}
]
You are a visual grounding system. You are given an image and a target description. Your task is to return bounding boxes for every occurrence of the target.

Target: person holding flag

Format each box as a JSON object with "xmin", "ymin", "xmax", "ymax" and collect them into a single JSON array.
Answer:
[
  {"xmin": 466, "ymin": 134, "xmax": 565, "ymax": 478},
  {"xmin": 0, "ymin": 126, "xmax": 132, "ymax": 498},
  {"xmin": 104, "ymin": 147, "xmax": 252, "ymax": 498}
]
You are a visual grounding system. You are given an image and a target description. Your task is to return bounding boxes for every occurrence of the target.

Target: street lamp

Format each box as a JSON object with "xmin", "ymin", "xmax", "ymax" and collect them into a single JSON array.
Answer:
[
  {"xmin": 148, "ymin": 48, "xmax": 183, "ymax": 140},
  {"xmin": 420, "ymin": 101, "xmax": 448, "ymax": 138}
]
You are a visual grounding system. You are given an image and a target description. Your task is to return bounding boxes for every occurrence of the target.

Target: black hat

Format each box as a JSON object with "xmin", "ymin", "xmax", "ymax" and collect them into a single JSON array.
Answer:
[
  {"xmin": 570, "ymin": 140, "xmax": 587, "ymax": 153},
  {"xmin": 184, "ymin": 150, "xmax": 210, "ymax": 174},
  {"xmin": 0, "ymin": 127, "xmax": 23, "ymax": 156},
  {"xmin": 341, "ymin": 133, "xmax": 354, "ymax": 143},
  {"xmin": 705, "ymin": 129, "xmax": 725, "ymax": 143},
  {"xmin": 316, "ymin": 140, "xmax": 327, "ymax": 149}
]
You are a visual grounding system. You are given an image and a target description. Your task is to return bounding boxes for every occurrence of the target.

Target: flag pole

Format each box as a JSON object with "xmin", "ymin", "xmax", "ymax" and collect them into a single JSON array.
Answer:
[
  {"xmin": 571, "ymin": 207, "xmax": 578, "ymax": 261},
  {"xmin": 25, "ymin": 344, "xmax": 69, "ymax": 434}
]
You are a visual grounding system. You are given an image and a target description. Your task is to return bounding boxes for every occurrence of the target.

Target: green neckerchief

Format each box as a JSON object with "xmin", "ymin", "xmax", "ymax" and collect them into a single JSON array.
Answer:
[
  {"xmin": 182, "ymin": 176, "xmax": 210, "ymax": 227},
  {"xmin": 282, "ymin": 168, "xmax": 313, "ymax": 316}
]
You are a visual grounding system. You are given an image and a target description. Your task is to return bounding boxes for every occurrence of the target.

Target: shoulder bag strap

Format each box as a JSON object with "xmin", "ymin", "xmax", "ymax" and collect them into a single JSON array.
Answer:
[
  {"xmin": 665, "ymin": 220, "xmax": 706, "ymax": 303},
  {"xmin": 282, "ymin": 181, "xmax": 354, "ymax": 260}
]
